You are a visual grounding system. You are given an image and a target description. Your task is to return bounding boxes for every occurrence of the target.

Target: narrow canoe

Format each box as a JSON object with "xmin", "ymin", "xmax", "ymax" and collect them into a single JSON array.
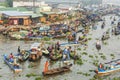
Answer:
[
  {"xmin": 4, "ymin": 55, "xmax": 22, "ymax": 73},
  {"xmin": 95, "ymin": 64, "xmax": 120, "ymax": 76},
  {"xmin": 42, "ymin": 63, "xmax": 72, "ymax": 76}
]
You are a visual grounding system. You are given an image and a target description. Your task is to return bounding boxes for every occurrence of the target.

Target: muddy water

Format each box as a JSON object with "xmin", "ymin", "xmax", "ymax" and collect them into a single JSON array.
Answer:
[{"xmin": 0, "ymin": 14, "xmax": 120, "ymax": 80}]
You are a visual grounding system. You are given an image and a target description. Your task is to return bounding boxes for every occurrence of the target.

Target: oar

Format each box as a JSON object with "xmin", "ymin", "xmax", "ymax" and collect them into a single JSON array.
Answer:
[{"xmin": 105, "ymin": 59, "xmax": 120, "ymax": 64}]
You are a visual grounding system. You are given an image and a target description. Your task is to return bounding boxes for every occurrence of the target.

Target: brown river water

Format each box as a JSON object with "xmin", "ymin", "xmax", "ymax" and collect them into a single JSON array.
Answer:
[{"xmin": 0, "ymin": 14, "xmax": 120, "ymax": 80}]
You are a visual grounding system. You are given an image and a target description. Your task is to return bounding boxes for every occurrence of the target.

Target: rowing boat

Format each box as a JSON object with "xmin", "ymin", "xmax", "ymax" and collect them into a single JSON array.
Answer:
[
  {"xmin": 29, "ymin": 51, "xmax": 42, "ymax": 62},
  {"xmin": 3, "ymin": 54, "xmax": 22, "ymax": 73},
  {"xmin": 42, "ymin": 63, "xmax": 72, "ymax": 76},
  {"xmin": 95, "ymin": 64, "xmax": 120, "ymax": 76},
  {"xmin": 18, "ymin": 50, "xmax": 30, "ymax": 62}
]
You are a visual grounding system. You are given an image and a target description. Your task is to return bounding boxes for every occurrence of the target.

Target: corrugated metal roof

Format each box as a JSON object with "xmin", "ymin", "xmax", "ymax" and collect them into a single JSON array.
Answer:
[
  {"xmin": 42, "ymin": 11, "xmax": 56, "ymax": 15},
  {"xmin": 1, "ymin": 11, "xmax": 30, "ymax": 16},
  {"xmin": 22, "ymin": 11, "xmax": 43, "ymax": 17},
  {"xmin": 31, "ymin": 13, "xmax": 43, "ymax": 18}
]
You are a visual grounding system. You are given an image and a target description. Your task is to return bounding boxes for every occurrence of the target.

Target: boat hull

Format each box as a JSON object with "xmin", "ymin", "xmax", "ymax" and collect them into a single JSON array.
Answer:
[
  {"xmin": 42, "ymin": 64, "xmax": 72, "ymax": 76},
  {"xmin": 4, "ymin": 55, "xmax": 22, "ymax": 73},
  {"xmin": 95, "ymin": 65, "xmax": 120, "ymax": 76}
]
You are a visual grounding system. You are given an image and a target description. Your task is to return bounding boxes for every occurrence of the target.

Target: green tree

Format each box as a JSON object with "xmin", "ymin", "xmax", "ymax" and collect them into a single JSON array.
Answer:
[
  {"xmin": 5, "ymin": 0, "xmax": 13, "ymax": 7},
  {"xmin": 81, "ymin": 0, "xmax": 102, "ymax": 6}
]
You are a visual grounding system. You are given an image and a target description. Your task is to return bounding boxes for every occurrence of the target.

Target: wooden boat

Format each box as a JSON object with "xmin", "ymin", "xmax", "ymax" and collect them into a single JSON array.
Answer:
[
  {"xmin": 18, "ymin": 50, "xmax": 30, "ymax": 62},
  {"xmin": 42, "ymin": 63, "xmax": 72, "ymax": 76},
  {"xmin": 29, "ymin": 51, "xmax": 42, "ymax": 62},
  {"xmin": 95, "ymin": 64, "xmax": 120, "ymax": 76},
  {"xmin": 8, "ymin": 31, "xmax": 28, "ymax": 40},
  {"xmin": 49, "ymin": 50, "xmax": 63, "ymax": 61},
  {"xmin": 52, "ymin": 34, "xmax": 66, "ymax": 39},
  {"xmin": 50, "ymin": 53, "xmax": 62, "ymax": 61},
  {"xmin": 3, "ymin": 55, "xmax": 22, "ymax": 73}
]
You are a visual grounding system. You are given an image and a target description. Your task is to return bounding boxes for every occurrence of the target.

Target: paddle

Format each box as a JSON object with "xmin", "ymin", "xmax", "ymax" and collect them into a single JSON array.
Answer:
[{"xmin": 104, "ymin": 59, "xmax": 120, "ymax": 64}]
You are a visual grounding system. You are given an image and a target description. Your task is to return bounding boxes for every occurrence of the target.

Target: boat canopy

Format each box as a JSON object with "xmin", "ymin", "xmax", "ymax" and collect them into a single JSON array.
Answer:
[{"xmin": 30, "ymin": 42, "xmax": 41, "ymax": 50}]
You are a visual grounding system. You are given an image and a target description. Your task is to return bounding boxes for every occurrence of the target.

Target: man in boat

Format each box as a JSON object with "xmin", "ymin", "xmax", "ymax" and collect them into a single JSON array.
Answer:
[
  {"xmin": 43, "ymin": 60, "xmax": 49, "ymax": 73},
  {"xmin": 62, "ymin": 46, "xmax": 70, "ymax": 61},
  {"xmin": 101, "ymin": 22, "xmax": 105, "ymax": 29},
  {"xmin": 18, "ymin": 46, "xmax": 20, "ymax": 53},
  {"xmin": 55, "ymin": 41, "xmax": 60, "ymax": 51},
  {"xmin": 13, "ymin": 58, "xmax": 19, "ymax": 68}
]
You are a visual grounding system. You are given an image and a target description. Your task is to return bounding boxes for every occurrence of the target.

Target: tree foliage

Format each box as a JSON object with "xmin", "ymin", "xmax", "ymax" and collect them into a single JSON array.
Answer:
[
  {"xmin": 81, "ymin": 0, "xmax": 102, "ymax": 6},
  {"xmin": 5, "ymin": 0, "xmax": 13, "ymax": 7}
]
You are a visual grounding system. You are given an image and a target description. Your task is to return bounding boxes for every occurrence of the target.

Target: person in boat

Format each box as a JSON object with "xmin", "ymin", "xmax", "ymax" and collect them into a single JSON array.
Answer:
[
  {"xmin": 62, "ymin": 46, "xmax": 70, "ymax": 61},
  {"xmin": 9, "ymin": 53, "xmax": 14, "ymax": 59},
  {"xmin": 28, "ymin": 31, "xmax": 33, "ymax": 37},
  {"xmin": 101, "ymin": 22, "xmax": 105, "ymax": 29},
  {"xmin": 18, "ymin": 46, "xmax": 20, "ymax": 53},
  {"xmin": 98, "ymin": 63, "xmax": 105, "ymax": 71},
  {"xmin": 72, "ymin": 30, "xmax": 77, "ymax": 39},
  {"xmin": 55, "ymin": 41, "xmax": 60, "ymax": 51},
  {"xmin": 96, "ymin": 39, "xmax": 101, "ymax": 45},
  {"xmin": 43, "ymin": 60, "xmax": 49, "ymax": 73},
  {"xmin": 111, "ymin": 20, "xmax": 114, "ymax": 25},
  {"xmin": 9, "ymin": 53, "xmax": 14, "ymax": 63},
  {"xmin": 13, "ymin": 58, "xmax": 19, "ymax": 68}
]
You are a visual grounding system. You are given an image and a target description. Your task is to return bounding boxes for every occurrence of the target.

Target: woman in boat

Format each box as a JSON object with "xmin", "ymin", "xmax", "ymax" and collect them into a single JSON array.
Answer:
[
  {"xmin": 43, "ymin": 60, "xmax": 49, "ymax": 73},
  {"xmin": 9, "ymin": 53, "xmax": 14, "ymax": 59},
  {"xmin": 98, "ymin": 63, "xmax": 105, "ymax": 71},
  {"xmin": 96, "ymin": 40, "xmax": 101, "ymax": 51},
  {"xmin": 9, "ymin": 53, "xmax": 14, "ymax": 62}
]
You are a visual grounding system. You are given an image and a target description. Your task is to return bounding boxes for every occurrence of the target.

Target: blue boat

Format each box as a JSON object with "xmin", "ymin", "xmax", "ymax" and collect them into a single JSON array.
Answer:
[
  {"xmin": 95, "ymin": 64, "xmax": 120, "ymax": 76},
  {"xmin": 3, "ymin": 55, "xmax": 22, "ymax": 73},
  {"xmin": 60, "ymin": 42, "xmax": 79, "ymax": 46}
]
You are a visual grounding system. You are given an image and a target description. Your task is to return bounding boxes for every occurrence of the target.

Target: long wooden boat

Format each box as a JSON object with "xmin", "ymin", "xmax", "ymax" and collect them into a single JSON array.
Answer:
[
  {"xmin": 18, "ymin": 50, "xmax": 30, "ymax": 62},
  {"xmin": 3, "ymin": 55, "xmax": 22, "ymax": 73},
  {"xmin": 95, "ymin": 64, "xmax": 120, "ymax": 76},
  {"xmin": 42, "ymin": 63, "xmax": 72, "ymax": 76}
]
